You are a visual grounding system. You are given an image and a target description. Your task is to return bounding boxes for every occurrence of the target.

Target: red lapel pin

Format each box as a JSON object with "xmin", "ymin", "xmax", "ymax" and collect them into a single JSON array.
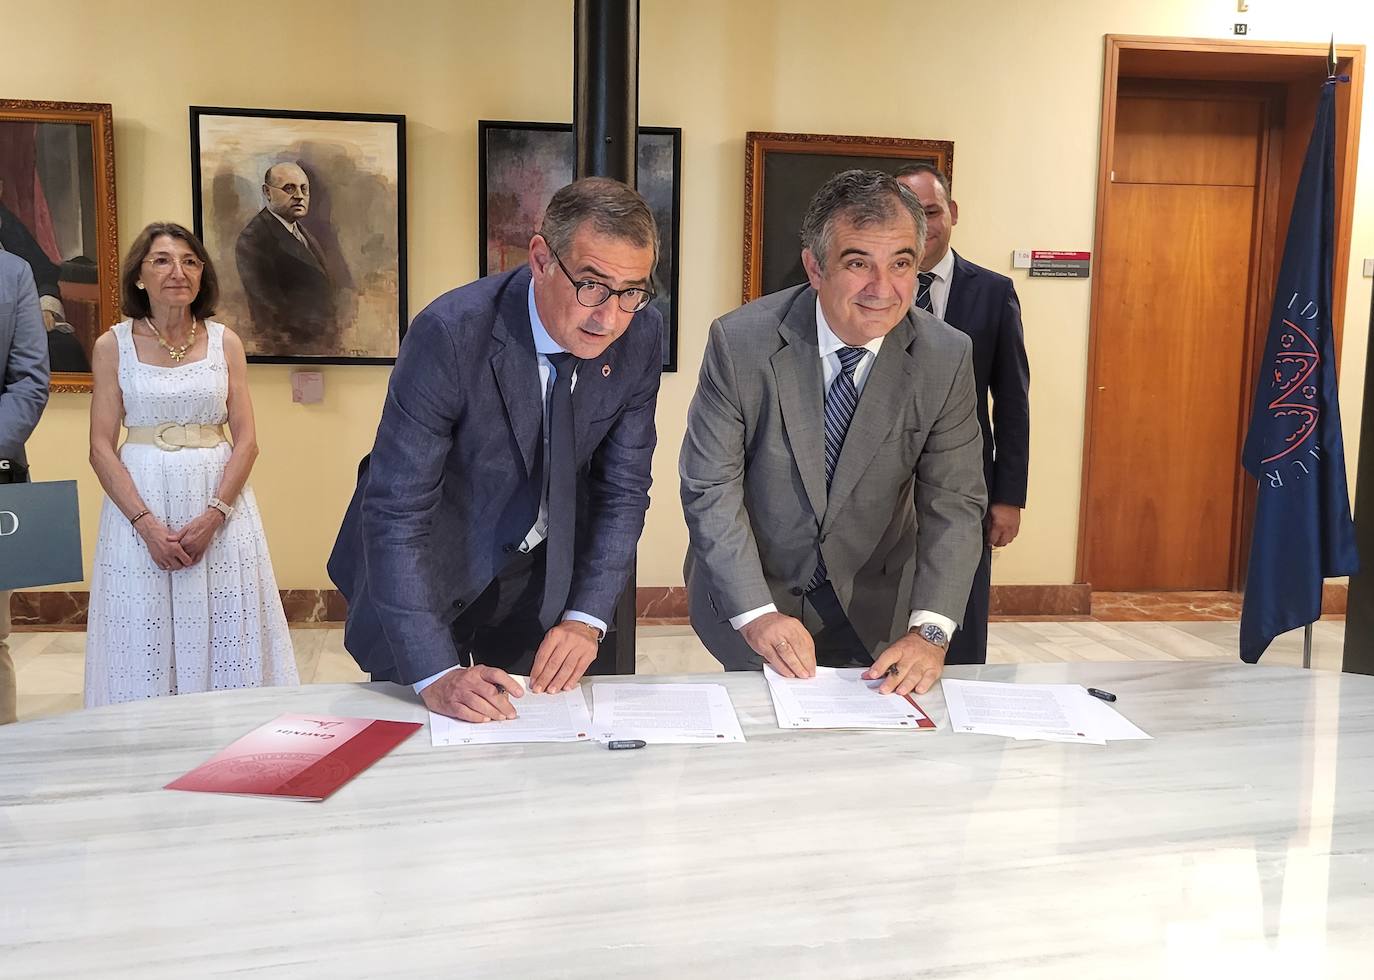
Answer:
[{"xmin": 602, "ymin": 363, "xmax": 612, "ymax": 378}]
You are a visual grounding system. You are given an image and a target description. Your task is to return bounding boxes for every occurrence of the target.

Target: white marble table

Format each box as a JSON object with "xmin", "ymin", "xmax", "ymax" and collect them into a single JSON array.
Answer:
[{"xmin": 2, "ymin": 661, "xmax": 1372, "ymax": 978}]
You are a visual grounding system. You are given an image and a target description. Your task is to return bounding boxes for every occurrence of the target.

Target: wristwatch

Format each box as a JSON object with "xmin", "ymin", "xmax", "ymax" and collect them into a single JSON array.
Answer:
[
  {"xmin": 208, "ymin": 496, "xmax": 234, "ymax": 520},
  {"xmin": 911, "ymin": 622, "xmax": 950, "ymax": 650}
]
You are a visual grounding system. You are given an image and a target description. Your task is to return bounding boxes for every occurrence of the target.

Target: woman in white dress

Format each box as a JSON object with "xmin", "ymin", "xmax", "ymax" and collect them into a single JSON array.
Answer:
[{"xmin": 84, "ymin": 222, "xmax": 298, "ymax": 707}]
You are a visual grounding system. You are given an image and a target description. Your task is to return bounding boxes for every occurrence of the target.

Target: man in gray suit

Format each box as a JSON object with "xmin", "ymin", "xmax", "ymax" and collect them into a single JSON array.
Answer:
[
  {"xmin": 680, "ymin": 170, "xmax": 986, "ymax": 697},
  {"xmin": 0, "ymin": 250, "xmax": 52, "ymax": 724}
]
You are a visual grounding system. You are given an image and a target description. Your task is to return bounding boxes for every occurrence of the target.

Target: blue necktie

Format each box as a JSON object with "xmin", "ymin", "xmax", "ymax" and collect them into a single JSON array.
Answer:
[
  {"xmin": 539, "ymin": 352, "xmax": 578, "ymax": 629},
  {"xmin": 810, "ymin": 346, "xmax": 867, "ymax": 590},
  {"xmin": 915, "ymin": 271, "xmax": 936, "ymax": 313}
]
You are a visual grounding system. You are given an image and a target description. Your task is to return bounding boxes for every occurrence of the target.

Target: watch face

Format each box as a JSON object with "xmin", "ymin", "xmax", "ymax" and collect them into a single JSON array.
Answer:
[{"xmin": 919, "ymin": 623, "xmax": 949, "ymax": 648}]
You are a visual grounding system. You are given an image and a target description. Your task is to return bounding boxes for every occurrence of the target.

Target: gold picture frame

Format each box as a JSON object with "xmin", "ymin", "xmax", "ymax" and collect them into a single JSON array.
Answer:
[
  {"xmin": 0, "ymin": 99, "xmax": 118, "ymax": 393},
  {"xmin": 743, "ymin": 131, "xmax": 953, "ymax": 302}
]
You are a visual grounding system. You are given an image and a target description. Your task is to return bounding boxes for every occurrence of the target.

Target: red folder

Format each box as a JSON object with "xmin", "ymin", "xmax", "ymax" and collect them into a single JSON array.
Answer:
[{"xmin": 166, "ymin": 714, "xmax": 422, "ymax": 801}]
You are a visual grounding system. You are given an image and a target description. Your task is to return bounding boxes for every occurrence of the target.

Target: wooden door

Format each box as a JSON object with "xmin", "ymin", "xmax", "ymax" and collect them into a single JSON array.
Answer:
[{"xmin": 1082, "ymin": 91, "xmax": 1272, "ymax": 590}]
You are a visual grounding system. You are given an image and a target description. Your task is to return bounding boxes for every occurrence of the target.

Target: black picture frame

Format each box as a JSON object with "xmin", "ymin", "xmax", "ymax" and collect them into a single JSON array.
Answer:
[
  {"xmin": 743, "ymin": 131, "xmax": 954, "ymax": 301},
  {"xmin": 478, "ymin": 120, "xmax": 681, "ymax": 372},
  {"xmin": 190, "ymin": 105, "xmax": 407, "ymax": 365}
]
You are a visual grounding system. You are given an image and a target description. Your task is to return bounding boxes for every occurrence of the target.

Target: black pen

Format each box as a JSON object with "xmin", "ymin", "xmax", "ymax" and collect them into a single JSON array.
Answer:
[{"xmin": 1087, "ymin": 688, "xmax": 1117, "ymax": 702}]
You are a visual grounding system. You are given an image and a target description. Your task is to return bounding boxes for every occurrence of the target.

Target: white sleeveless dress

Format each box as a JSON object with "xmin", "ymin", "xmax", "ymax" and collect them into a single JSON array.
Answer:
[{"xmin": 84, "ymin": 320, "xmax": 299, "ymax": 707}]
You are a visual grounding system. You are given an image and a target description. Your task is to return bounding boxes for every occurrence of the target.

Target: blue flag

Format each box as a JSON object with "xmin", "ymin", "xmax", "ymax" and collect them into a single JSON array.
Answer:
[{"xmin": 1240, "ymin": 77, "xmax": 1359, "ymax": 663}]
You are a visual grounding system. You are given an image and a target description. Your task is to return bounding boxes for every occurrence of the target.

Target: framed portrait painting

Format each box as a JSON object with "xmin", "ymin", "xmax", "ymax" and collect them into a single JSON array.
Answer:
[
  {"xmin": 743, "ymin": 131, "xmax": 954, "ymax": 301},
  {"xmin": 190, "ymin": 106, "xmax": 406, "ymax": 364},
  {"xmin": 478, "ymin": 120, "xmax": 682, "ymax": 372},
  {"xmin": 0, "ymin": 99, "xmax": 118, "ymax": 393}
]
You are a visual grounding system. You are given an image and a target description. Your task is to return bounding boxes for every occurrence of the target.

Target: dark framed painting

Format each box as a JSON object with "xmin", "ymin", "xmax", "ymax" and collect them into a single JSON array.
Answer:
[
  {"xmin": 478, "ymin": 120, "xmax": 682, "ymax": 372},
  {"xmin": 743, "ymin": 131, "xmax": 954, "ymax": 302},
  {"xmin": 190, "ymin": 106, "xmax": 406, "ymax": 364},
  {"xmin": 0, "ymin": 99, "xmax": 118, "ymax": 393}
]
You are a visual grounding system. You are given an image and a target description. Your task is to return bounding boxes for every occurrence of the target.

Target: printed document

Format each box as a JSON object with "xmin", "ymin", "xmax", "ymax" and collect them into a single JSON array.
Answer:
[
  {"xmin": 591, "ymin": 683, "xmax": 746, "ymax": 744},
  {"xmin": 429, "ymin": 677, "xmax": 592, "ymax": 746},
  {"xmin": 765, "ymin": 665, "xmax": 936, "ymax": 730},
  {"xmin": 941, "ymin": 678, "xmax": 1151, "ymax": 744}
]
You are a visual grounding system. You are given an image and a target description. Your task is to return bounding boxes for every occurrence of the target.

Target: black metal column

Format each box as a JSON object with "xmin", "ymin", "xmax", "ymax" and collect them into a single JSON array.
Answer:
[
  {"xmin": 1343, "ymin": 284, "xmax": 1374, "ymax": 674},
  {"xmin": 574, "ymin": 0, "xmax": 639, "ymax": 183},
  {"xmin": 575, "ymin": 0, "xmax": 640, "ymax": 676}
]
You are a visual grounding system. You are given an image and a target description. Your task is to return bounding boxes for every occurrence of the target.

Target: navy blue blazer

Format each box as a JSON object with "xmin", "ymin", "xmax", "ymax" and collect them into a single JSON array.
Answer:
[
  {"xmin": 943, "ymin": 251, "xmax": 1031, "ymax": 507},
  {"xmin": 327, "ymin": 266, "xmax": 663, "ymax": 684}
]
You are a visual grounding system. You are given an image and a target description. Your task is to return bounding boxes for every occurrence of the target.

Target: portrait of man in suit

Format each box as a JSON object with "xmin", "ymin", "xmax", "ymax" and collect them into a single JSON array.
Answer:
[
  {"xmin": 234, "ymin": 162, "xmax": 342, "ymax": 357},
  {"xmin": 680, "ymin": 169, "xmax": 987, "ymax": 697},
  {"xmin": 897, "ymin": 164, "xmax": 1030, "ymax": 666},
  {"xmin": 0, "ymin": 177, "xmax": 91, "ymax": 374},
  {"xmin": 329, "ymin": 177, "xmax": 663, "ymax": 723}
]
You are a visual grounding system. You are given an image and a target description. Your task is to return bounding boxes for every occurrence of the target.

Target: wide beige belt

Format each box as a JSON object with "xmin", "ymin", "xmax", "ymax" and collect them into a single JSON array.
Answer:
[{"xmin": 123, "ymin": 422, "xmax": 227, "ymax": 451}]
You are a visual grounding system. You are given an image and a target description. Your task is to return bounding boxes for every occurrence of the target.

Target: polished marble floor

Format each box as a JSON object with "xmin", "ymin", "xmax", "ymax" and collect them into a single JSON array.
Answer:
[{"xmin": 3, "ymin": 618, "xmax": 1348, "ymax": 724}]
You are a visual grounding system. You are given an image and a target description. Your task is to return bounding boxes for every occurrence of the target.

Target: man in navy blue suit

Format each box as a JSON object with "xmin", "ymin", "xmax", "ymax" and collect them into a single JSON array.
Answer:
[
  {"xmin": 896, "ymin": 165, "xmax": 1030, "ymax": 665},
  {"xmin": 329, "ymin": 178, "xmax": 662, "ymax": 721}
]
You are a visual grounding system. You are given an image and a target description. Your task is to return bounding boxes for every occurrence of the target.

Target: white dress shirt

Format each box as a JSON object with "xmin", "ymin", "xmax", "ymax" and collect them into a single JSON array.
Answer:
[
  {"xmin": 919, "ymin": 246, "xmax": 956, "ymax": 320},
  {"xmin": 729, "ymin": 297, "xmax": 958, "ymax": 643},
  {"xmin": 413, "ymin": 283, "xmax": 606, "ymax": 693}
]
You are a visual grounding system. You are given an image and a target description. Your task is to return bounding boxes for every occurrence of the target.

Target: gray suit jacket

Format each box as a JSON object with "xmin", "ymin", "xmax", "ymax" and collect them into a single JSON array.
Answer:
[
  {"xmin": 680, "ymin": 284, "xmax": 986, "ymax": 668},
  {"xmin": 0, "ymin": 252, "xmax": 50, "ymax": 467}
]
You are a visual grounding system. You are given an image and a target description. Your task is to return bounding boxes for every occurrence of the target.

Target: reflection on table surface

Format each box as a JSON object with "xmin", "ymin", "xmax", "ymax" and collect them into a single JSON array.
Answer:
[{"xmin": 1, "ymin": 661, "xmax": 1371, "ymax": 979}]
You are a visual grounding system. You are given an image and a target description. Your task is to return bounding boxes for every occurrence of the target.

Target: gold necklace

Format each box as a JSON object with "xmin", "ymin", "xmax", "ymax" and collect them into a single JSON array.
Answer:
[{"xmin": 144, "ymin": 317, "xmax": 197, "ymax": 362}]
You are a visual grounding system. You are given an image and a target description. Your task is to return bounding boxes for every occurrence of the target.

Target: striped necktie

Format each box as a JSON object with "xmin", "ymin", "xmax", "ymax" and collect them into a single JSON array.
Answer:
[
  {"xmin": 915, "ymin": 271, "xmax": 936, "ymax": 313},
  {"xmin": 810, "ymin": 346, "xmax": 867, "ymax": 589}
]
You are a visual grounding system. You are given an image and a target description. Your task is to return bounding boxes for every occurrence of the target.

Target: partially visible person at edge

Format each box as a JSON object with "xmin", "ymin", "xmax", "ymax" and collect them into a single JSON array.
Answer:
[{"xmin": 0, "ymin": 249, "xmax": 51, "ymax": 724}]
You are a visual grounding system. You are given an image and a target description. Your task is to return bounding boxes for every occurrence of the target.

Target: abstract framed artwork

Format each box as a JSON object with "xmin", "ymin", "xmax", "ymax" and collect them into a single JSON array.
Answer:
[
  {"xmin": 190, "ymin": 106, "xmax": 406, "ymax": 364},
  {"xmin": 478, "ymin": 120, "xmax": 682, "ymax": 372},
  {"xmin": 0, "ymin": 99, "xmax": 118, "ymax": 393},
  {"xmin": 742, "ymin": 131, "xmax": 954, "ymax": 301}
]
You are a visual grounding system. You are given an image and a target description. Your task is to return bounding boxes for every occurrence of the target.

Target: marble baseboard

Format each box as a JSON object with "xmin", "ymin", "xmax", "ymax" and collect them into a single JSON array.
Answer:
[
  {"xmin": 990, "ymin": 584, "xmax": 1091, "ymax": 616},
  {"xmin": 9, "ymin": 589, "xmax": 350, "ymax": 627},
  {"xmin": 10, "ymin": 583, "xmax": 1346, "ymax": 627},
  {"xmin": 635, "ymin": 586, "xmax": 688, "ymax": 622},
  {"xmin": 7, "ymin": 591, "xmax": 87, "ymax": 627},
  {"xmin": 1089, "ymin": 586, "xmax": 1347, "ymax": 621}
]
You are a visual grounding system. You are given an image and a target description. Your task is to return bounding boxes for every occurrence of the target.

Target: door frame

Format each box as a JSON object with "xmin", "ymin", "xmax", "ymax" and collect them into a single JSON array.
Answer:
[{"xmin": 1076, "ymin": 35, "xmax": 1366, "ymax": 589}]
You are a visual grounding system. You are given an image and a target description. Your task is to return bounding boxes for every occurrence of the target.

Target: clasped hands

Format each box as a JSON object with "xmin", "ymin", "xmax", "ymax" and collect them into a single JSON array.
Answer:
[
  {"xmin": 420, "ymin": 620, "xmax": 600, "ymax": 722},
  {"xmin": 740, "ymin": 611, "xmax": 945, "ymax": 696},
  {"xmin": 138, "ymin": 508, "xmax": 226, "ymax": 571}
]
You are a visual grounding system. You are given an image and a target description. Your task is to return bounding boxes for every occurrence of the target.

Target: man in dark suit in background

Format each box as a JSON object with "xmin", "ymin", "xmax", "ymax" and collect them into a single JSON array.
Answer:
[
  {"xmin": 329, "ymin": 178, "xmax": 663, "ymax": 722},
  {"xmin": 235, "ymin": 162, "xmax": 339, "ymax": 356},
  {"xmin": 896, "ymin": 164, "xmax": 1030, "ymax": 665}
]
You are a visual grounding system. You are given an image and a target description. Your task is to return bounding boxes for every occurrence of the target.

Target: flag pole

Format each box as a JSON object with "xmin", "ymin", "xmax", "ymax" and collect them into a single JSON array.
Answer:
[{"xmin": 1310, "ymin": 36, "xmax": 1334, "ymax": 676}]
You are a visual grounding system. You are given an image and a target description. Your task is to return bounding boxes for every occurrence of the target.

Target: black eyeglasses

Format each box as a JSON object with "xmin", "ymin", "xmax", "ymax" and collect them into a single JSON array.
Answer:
[{"xmin": 548, "ymin": 244, "xmax": 654, "ymax": 314}]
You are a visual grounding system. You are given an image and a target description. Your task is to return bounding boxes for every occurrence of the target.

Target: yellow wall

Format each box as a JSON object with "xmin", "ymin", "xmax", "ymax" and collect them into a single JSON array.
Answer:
[{"xmin": 5, "ymin": 0, "xmax": 1373, "ymax": 590}]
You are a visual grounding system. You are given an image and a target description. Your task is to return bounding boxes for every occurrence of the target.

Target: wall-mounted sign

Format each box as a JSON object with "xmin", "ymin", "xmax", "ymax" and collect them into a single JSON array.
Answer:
[{"xmin": 1029, "ymin": 250, "xmax": 1091, "ymax": 278}]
